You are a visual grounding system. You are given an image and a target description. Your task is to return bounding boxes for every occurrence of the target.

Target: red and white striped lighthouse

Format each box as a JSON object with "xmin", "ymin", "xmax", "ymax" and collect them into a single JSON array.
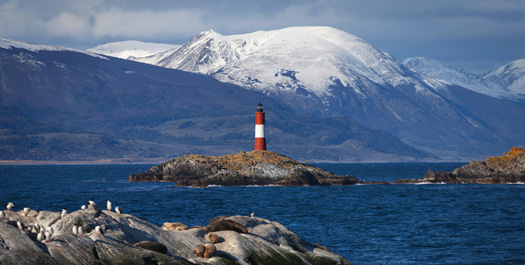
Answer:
[{"xmin": 254, "ymin": 103, "xmax": 266, "ymax": 151}]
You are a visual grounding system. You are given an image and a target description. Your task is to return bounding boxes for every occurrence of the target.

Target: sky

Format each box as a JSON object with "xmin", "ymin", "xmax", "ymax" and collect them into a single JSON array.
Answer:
[{"xmin": 0, "ymin": 0, "xmax": 523, "ymax": 73}]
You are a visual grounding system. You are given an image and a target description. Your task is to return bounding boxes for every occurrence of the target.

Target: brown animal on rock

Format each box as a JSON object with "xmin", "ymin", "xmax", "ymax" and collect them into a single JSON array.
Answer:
[{"xmin": 133, "ymin": 241, "xmax": 168, "ymax": 254}]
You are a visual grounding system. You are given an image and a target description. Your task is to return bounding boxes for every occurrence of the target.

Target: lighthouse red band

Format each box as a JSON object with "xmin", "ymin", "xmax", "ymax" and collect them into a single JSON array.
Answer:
[{"xmin": 254, "ymin": 103, "xmax": 266, "ymax": 150}]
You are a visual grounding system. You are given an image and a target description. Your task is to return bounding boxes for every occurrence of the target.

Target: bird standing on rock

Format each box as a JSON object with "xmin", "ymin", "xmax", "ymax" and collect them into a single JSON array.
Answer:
[
  {"xmin": 78, "ymin": 226, "xmax": 84, "ymax": 237},
  {"xmin": 6, "ymin": 202, "xmax": 14, "ymax": 211},
  {"xmin": 61, "ymin": 208, "xmax": 67, "ymax": 219},
  {"xmin": 115, "ymin": 206, "xmax": 122, "ymax": 215},
  {"xmin": 95, "ymin": 225, "xmax": 103, "ymax": 237},
  {"xmin": 44, "ymin": 231, "xmax": 51, "ymax": 243},
  {"xmin": 106, "ymin": 200, "xmax": 112, "ymax": 211},
  {"xmin": 37, "ymin": 231, "xmax": 43, "ymax": 242},
  {"xmin": 17, "ymin": 221, "xmax": 23, "ymax": 231},
  {"xmin": 0, "ymin": 210, "xmax": 4, "ymax": 221},
  {"xmin": 23, "ymin": 207, "xmax": 30, "ymax": 216},
  {"xmin": 72, "ymin": 225, "xmax": 78, "ymax": 236}
]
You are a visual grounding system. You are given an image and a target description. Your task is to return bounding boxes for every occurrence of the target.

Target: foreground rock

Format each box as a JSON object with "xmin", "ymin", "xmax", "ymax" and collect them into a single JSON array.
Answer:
[
  {"xmin": 396, "ymin": 147, "xmax": 525, "ymax": 184},
  {"xmin": 129, "ymin": 150, "xmax": 358, "ymax": 187},
  {"xmin": 0, "ymin": 204, "xmax": 352, "ymax": 265}
]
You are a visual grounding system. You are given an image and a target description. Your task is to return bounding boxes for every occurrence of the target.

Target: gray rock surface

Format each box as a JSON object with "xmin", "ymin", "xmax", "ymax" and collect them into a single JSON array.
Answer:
[{"xmin": 0, "ymin": 203, "xmax": 352, "ymax": 265}]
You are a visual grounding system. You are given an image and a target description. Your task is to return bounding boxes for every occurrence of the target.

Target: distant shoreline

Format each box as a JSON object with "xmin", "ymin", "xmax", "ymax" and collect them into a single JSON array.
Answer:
[{"xmin": 0, "ymin": 160, "xmax": 157, "ymax": 165}]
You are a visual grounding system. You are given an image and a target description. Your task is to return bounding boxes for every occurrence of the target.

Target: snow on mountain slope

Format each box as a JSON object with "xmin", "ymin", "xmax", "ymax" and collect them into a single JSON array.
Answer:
[
  {"xmin": 483, "ymin": 59, "xmax": 525, "ymax": 98},
  {"xmin": 0, "ymin": 38, "xmax": 107, "ymax": 59},
  {"xmin": 403, "ymin": 57, "xmax": 519, "ymax": 100},
  {"xmin": 138, "ymin": 26, "xmax": 525, "ymax": 160},
  {"xmin": 153, "ymin": 26, "xmax": 438, "ymax": 97},
  {"xmin": 87, "ymin": 40, "xmax": 180, "ymax": 60}
]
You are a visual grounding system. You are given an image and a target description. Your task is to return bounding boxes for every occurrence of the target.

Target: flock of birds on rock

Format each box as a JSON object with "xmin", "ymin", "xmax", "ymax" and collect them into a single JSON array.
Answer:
[{"xmin": 0, "ymin": 200, "xmax": 123, "ymax": 243}]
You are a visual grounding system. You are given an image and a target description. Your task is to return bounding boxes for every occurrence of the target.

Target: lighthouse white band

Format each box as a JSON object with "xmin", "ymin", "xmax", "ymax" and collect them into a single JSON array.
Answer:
[{"xmin": 255, "ymin": 124, "xmax": 265, "ymax": 138}]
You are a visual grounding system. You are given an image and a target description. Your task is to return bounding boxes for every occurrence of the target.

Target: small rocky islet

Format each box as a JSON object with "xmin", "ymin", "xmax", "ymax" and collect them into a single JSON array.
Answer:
[
  {"xmin": 0, "ymin": 202, "xmax": 352, "ymax": 265},
  {"xmin": 129, "ymin": 148, "xmax": 525, "ymax": 186},
  {"xmin": 128, "ymin": 150, "xmax": 359, "ymax": 187},
  {"xmin": 396, "ymin": 147, "xmax": 525, "ymax": 184}
]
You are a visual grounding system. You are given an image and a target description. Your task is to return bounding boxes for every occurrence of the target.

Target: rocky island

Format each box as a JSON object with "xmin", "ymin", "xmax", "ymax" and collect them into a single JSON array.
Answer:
[
  {"xmin": 129, "ymin": 150, "xmax": 358, "ymax": 187},
  {"xmin": 396, "ymin": 147, "xmax": 525, "ymax": 184},
  {"xmin": 0, "ymin": 203, "xmax": 352, "ymax": 265}
]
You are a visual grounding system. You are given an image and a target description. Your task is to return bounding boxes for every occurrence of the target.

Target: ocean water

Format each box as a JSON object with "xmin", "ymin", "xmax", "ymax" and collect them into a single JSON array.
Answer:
[{"xmin": 1, "ymin": 163, "xmax": 524, "ymax": 265}]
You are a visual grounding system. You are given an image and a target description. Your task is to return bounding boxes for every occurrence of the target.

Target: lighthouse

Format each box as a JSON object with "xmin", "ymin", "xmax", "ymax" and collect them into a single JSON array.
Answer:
[{"xmin": 254, "ymin": 103, "xmax": 266, "ymax": 151}]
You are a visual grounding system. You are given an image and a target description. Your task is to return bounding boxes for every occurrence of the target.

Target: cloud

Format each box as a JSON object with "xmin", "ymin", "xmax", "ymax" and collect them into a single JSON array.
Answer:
[{"xmin": 37, "ymin": 12, "xmax": 91, "ymax": 39}]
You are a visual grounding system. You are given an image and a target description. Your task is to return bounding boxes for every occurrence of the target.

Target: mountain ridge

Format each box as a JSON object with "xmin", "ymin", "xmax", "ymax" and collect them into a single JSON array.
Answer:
[
  {"xmin": 125, "ymin": 26, "xmax": 525, "ymax": 160},
  {"xmin": 0, "ymin": 37, "xmax": 427, "ymax": 162}
]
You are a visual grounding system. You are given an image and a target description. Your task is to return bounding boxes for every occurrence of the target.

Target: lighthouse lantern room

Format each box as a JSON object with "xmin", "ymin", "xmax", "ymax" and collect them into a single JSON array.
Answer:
[{"xmin": 254, "ymin": 103, "xmax": 266, "ymax": 151}]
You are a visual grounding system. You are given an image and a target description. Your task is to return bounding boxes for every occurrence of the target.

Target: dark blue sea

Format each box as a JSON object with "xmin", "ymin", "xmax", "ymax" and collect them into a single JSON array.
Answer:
[{"xmin": 1, "ymin": 163, "xmax": 524, "ymax": 265}]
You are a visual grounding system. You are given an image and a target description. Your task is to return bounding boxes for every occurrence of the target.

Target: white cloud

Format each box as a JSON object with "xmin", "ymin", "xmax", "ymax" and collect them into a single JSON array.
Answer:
[
  {"xmin": 38, "ymin": 12, "xmax": 91, "ymax": 39},
  {"xmin": 91, "ymin": 8, "xmax": 207, "ymax": 39}
]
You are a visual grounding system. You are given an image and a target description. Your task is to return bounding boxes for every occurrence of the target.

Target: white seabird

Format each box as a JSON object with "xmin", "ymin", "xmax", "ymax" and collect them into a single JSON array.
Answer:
[
  {"xmin": 46, "ymin": 226, "xmax": 54, "ymax": 236},
  {"xmin": 37, "ymin": 231, "xmax": 43, "ymax": 242},
  {"xmin": 78, "ymin": 226, "xmax": 84, "ymax": 237},
  {"xmin": 106, "ymin": 200, "xmax": 112, "ymax": 211},
  {"xmin": 34, "ymin": 223, "xmax": 41, "ymax": 233},
  {"xmin": 0, "ymin": 210, "xmax": 4, "ymax": 221},
  {"xmin": 95, "ymin": 225, "xmax": 103, "ymax": 237},
  {"xmin": 61, "ymin": 208, "xmax": 67, "ymax": 219},
  {"xmin": 44, "ymin": 231, "xmax": 51, "ymax": 243},
  {"xmin": 17, "ymin": 221, "xmax": 23, "ymax": 231},
  {"xmin": 72, "ymin": 225, "xmax": 78, "ymax": 235},
  {"xmin": 6, "ymin": 202, "xmax": 14, "ymax": 211},
  {"xmin": 115, "ymin": 206, "xmax": 123, "ymax": 215},
  {"xmin": 23, "ymin": 207, "xmax": 30, "ymax": 216},
  {"xmin": 81, "ymin": 205, "xmax": 86, "ymax": 210}
]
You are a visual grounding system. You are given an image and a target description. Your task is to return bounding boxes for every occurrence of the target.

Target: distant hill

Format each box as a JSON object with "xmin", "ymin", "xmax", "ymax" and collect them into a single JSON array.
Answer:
[
  {"xmin": 403, "ymin": 57, "xmax": 524, "ymax": 100},
  {"xmin": 0, "ymin": 38, "xmax": 426, "ymax": 162},
  {"xmin": 87, "ymin": 40, "xmax": 180, "ymax": 60}
]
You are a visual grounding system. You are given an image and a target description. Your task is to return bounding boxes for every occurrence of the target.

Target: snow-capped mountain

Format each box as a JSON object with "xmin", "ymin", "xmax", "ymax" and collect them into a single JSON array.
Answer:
[
  {"xmin": 483, "ymin": 59, "xmax": 525, "ymax": 98},
  {"xmin": 403, "ymin": 57, "xmax": 522, "ymax": 100},
  {"xmin": 87, "ymin": 40, "xmax": 180, "ymax": 60},
  {"xmin": 148, "ymin": 27, "xmax": 437, "ymax": 98},
  {"xmin": 0, "ymin": 38, "xmax": 106, "ymax": 59},
  {"xmin": 134, "ymin": 26, "xmax": 525, "ymax": 160}
]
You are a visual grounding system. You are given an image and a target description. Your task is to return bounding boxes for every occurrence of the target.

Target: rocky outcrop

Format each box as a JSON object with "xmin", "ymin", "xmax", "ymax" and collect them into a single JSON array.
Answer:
[
  {"xmin": 395, "ymin": 147, "xmax": 525, "ymax": 184},
  {"xmin": 0, "ymin": 203, "xmax": 352, "ymax": 265},
  {"xmin": 129, "ymin": 150, "xmax": 358, "ymax": 187}
]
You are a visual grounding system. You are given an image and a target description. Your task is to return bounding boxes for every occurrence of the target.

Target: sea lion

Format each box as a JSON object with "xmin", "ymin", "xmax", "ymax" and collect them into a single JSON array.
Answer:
[
  {"xmin": 193, "ymin": 243, "xmax": 216, "ymax": 258},
  {"xmin": 162, "ymin": 222, "xmax": 189, "ymax": 231},
  {"xmin": 205, "ymin": 217, "xmax": 247, "ymax": 233},
  {"xmin": 206, "ymin": 232, "xmax": 221, "ymax": 243},
  {"xmin": 133, "ymin": 241, "xmax": 168, "ymax": 254}
]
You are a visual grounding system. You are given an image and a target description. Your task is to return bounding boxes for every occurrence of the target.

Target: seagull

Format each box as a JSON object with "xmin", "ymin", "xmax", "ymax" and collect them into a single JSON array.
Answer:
[
  {"xmin": 115, "ymin": 206, "xmax": 123, "ymax": 215},
  {"xmin": 44, "ymin": 231, "xmax": 51, "ymax": 243},
  {"xmin": 95, "ymin": 225, "xmax": 103, "ymax": 237},
  {"xmin": 106, "ymin": 200, "xmax": 112, "ymax": 212},
  {"xmin": 6, "ymin": 202, "xmax": 14, "ymax": 211},
  {"xmin": 61, "ymin": 208, "xmax": 67, "ymax": 219},
  {"xmin": 46, "ymin": 226, "xmax": 54, "ymax": 236},
  {"xmin": 72, "ymin": 225, "xmax": 78, "ymax": 236},
  {"xmin": 78, "ymin": 226, "xmax": 84, "ymax": 237},
  {"xmin": 23, "ymin": 207, "xmax": 30, "ymax": 216}
]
